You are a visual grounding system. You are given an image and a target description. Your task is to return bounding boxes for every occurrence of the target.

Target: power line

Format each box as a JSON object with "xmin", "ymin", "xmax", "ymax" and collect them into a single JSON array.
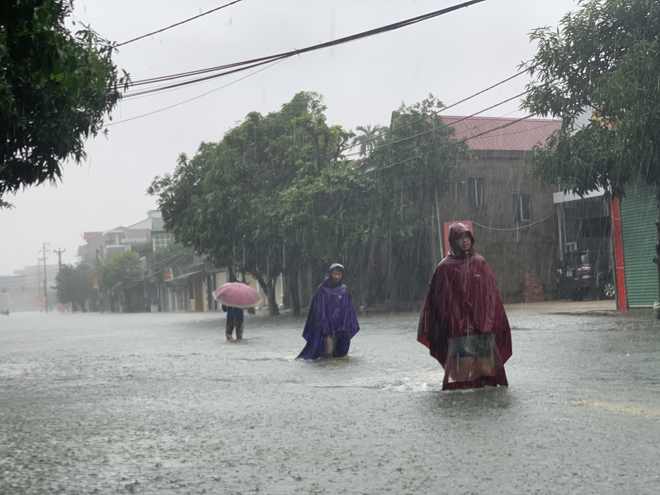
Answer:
[
  {"xmin": 472, "ymin": 210, "xmax": 556, "ymax": 232},
  {"xmin": 369, "ymin": 114, "xmax": 536, "ymax": 173},
  {"xmin": 121, "ymin": 0, "xmax": 487, "ymax": 97},
  {"xmin": 106, "ymin": 58, "xmax": 286, "ymax": 127},
  {"xmin": 148, "ymin": 249, "xmax": 194, "ymax": 272},
  {"xmin": 352, "ymin": 94, "xmax": 557, "ymax": 173},
  {"xmin": 345, "ymin": 90, "xmax": 529, "ymax": 158},
  {"xmin": 346, "ymin": 72, "xmax": 525, "ymax": 154},
  {"xmin": 116, "ymin": 0, "xmax": 243, "ymax": 47},
  {"xmin": 125, "ymin": 250, "xmax": 196, "ymax": 281}
]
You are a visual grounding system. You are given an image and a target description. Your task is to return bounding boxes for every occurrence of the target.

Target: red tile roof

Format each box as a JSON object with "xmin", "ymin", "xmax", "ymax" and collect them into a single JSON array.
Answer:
[
  {"xmin": 441, "ymin": 115, "xmax": 561, "ymax": 151},
  {"xmin": 83, "ymin": 231, "xmax": 103, "ymax": 240}
]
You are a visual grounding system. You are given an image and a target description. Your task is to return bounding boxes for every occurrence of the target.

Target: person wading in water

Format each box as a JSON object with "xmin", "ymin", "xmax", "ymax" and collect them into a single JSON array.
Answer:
[
  {"xmin": 417, "ymin": 222, "xmax": 512, "ymax": 390},
  {"xmin": 296, "ymin": 264, "xmax": 360, "ymax": 360}
]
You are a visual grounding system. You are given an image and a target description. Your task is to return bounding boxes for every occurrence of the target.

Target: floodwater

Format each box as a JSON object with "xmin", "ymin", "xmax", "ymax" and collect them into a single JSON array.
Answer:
[{"xmin": 1, "ymin": 306, "xmax": 659, "ymax": 494}]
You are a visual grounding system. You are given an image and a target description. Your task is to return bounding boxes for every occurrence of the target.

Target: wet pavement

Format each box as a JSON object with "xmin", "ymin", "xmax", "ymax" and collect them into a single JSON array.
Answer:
[{"xmin": 1, "ymin": 304, "xmax": 660, "ymax": 494}]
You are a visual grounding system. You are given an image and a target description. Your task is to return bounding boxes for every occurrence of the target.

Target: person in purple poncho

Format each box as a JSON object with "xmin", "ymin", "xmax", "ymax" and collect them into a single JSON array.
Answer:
[{"xmin": 296, "ymin": 263, "xmax": 360, "ymax": 360}]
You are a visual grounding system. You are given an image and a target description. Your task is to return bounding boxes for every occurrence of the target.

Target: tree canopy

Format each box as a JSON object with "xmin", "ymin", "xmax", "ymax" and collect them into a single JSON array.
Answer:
[
  {"xmin": 150, "ymin": 92, "xmax": 468, "ymax": 314},
  {"xmin": 0, "ymin": 0, "xmax": 126, "ymax": 207},
  {"xmin": 521, "ymin": 0, "xmax": 660, "ymax": 197},
  {"xmin": 149, "ymin": 92, "xmax": 350, "ymax": 314},
  {"xmin": 351, "ymin": 124, "xmax": 384, "ymax": 157},
  {"xmin": 96, "ymin": 251, "xmax": 142, "ymax": 292},
  {"xmin": 55, "ymin": 261, "xmax": 96, "ymax": 310}
]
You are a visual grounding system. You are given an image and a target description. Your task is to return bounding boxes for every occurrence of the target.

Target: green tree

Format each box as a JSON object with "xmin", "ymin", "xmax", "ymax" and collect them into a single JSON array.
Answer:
[
  {"xmin": 351, "ymin": 124, "xmax": 384, "ymax": 157},
  {"xmin": 148, "ymin": 242, "xmax": 195, "ymax": 280},
  {"xmin": 54, "ymin": 261, "xmax": 96, "ymax": 311},
  {"xmin": 96, "ymin": 251, "xmax": 142, "ymax": 311},
  {"xmin": 150, "ymin": 93, "xmax": 468, "ymax": 313},
  {"xmin": 521, "ymin": 0, "xmax": 660, "ymax": 302},
  {"xmin": 149, "ymin": 92, "xmax": 351, "ymax": 315},
  {"xmin": 278, "ymin": 95, "xmax": 470, "ymax": 304},
  {"xmin": 0, "ymin": 0, "xmax": 127, "ymax": 207},
  {"xmin": 357, "ymin": 96, "xmax": 469, "ymax": 302}
]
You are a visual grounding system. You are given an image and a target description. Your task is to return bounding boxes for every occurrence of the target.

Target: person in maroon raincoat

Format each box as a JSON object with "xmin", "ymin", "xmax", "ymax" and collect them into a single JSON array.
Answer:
[{"xmin": 418, "ymin": 222, "xmax": 512, "ymax": 390}]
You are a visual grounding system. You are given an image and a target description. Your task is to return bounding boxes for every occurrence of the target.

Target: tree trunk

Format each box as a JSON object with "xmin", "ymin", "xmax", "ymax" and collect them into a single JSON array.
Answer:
[
  {"xmin": 283, "ymin": 245, "xmax": 301, "ymax": 316},
  {"xmin": 367, "ymin": 240, "xmax": 376, "ymax": 305},
  {"xmin": 253, "ymin": 271, "xmax": 280, "ymax": 316},
  {"xmin": 655, "ymin": 184, "xmax": 660, "ymax": 319},
  {"xmin": 267, "ymin": 278, "xmax": 280, "ymax": 316},
  {"xmin": 288, "ymin": 269, "xmax": 301, "ymax": 316}
]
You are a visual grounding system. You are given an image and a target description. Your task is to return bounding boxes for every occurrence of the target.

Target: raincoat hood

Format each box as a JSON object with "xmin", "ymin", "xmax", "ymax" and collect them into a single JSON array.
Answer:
[
  {"xmin": 322, "ymin": 263, "xmax": 344, "ymax": 288},
  {"xmin": 448, "ymin": 222, "xmax": 475, "ymax": 258}
]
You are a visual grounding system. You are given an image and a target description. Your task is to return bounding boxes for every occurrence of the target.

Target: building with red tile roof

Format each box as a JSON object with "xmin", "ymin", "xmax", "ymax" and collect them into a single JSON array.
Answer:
[
  {"xmin": 441, "ymin": 115, "xmax": 561, "ymax": 151},
  {"xmin": 433, "ymin": 115, "xmax": 561, "ymax": 302}
]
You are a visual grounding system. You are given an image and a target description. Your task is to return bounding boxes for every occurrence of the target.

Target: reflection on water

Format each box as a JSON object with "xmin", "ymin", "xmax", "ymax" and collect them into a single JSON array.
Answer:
[{"xmin": 579, "ymin": 399, "xmax": 660, "ymax": 418}]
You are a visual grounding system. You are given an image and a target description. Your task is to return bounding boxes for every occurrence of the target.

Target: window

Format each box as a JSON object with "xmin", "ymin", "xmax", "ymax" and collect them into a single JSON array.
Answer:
[
  {"xmin": 153, "ymin": 233, "xmax": 172, "ymax": 249},
  {"xmin": 513, "ymin": 194, "xmax": 531, "ymax": 222},
  {"xmin": 468, "ymin": 177, "xmax": 485, "ymax": 209}
]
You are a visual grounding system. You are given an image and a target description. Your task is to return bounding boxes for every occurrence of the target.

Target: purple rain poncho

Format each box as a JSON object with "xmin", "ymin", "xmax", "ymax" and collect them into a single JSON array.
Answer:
[{"xmin": 296, "ymin": 263, "xmax": 360, "ymax": 359}]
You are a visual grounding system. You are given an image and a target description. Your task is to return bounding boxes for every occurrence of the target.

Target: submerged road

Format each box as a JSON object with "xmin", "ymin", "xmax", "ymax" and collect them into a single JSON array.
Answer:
[{"xmin": 1, "ymin": 305, "xmax": 659, "ymax": 494}]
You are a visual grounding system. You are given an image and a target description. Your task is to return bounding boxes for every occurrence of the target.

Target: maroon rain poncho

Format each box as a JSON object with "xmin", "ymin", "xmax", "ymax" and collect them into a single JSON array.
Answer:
[{"xmin": 418, "ymin": 222, "xmax": 512, "ymax": 390}]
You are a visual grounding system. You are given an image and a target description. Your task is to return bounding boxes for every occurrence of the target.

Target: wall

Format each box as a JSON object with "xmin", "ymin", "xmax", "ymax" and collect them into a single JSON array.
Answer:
[{"xmin": 435, "ymin": 150, "xmax": 557, "ymax": 302}]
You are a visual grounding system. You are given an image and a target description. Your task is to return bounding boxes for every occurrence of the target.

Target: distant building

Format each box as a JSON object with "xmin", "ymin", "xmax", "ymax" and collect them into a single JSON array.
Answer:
[
  {"xmin": 0, "ymin": 264, "xmax": 60, "ymax": 312},
  {"xmin": 77, "ymin": 210, "xmax": 169, "ymax": 263}
]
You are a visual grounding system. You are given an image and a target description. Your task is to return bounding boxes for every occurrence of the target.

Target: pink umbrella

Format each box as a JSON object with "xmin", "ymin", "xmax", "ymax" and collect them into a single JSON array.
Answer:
[{"xmin": 212, "ymin": 282, "xmax": 262, "ymax": 309}]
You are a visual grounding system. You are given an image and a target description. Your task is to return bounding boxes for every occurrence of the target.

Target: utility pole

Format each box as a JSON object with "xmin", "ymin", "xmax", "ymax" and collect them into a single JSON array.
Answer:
[
  {"xmin": 37, "ymin": 256, "xmax": 42, "ymax": 305},
  {"xmin": 40, "ymin": 243, "xmax": 49, "ymax": 312},
  {"xmin": 54, "ymin": 248, "xmax": 66, "ymax": 270}
]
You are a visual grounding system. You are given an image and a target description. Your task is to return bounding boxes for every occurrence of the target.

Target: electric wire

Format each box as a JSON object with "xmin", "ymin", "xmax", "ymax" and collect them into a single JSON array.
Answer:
[
  {"xmin": 123, "ymin": 58, "xmax": 286, "ymax": 98},
  {"xmin": 107, "ymin": 0, "xmax": 490, "ymax": 125},
  {"xmin": 471, "ymin": 210, "xmax": 556, "ymax": 232},
  {"xmin": 106, "ymin": 59, "xmax": 286, "ymax": 127},
  {"xmin": 147, "ymin": 249, "xmax": 191, "ymax": 270},
  {"xmin": 116, "ymin": 0, "xmax": 243, "ymax": 47},
  {"xmin": 369, "ymin": 114, "xmax": 536, "ymax": 173},
  {"xmin": 147, "ymin": 249, "xmax": 195, "ymax": 272},
  {"xmin": 366, "ymin": 112, "xmax": 559, "ymax": 170},
  {"xmin": 345, "ymin": 71, "xmax": 525, "ymax": 153},
  {"xmin": 126, "ymin": 251, "xmax": 198, "ymax": 281},
  {"xmin": 345, "ymin": 90, "xmax": 529, "ymax": 158},
  {"xmin": 121, "ymin": 0, "xmax": 487, "ymax": 96}
]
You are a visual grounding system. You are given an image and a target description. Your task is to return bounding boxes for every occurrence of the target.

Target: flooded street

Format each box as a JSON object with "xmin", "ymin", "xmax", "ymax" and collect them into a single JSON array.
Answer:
[{"xmin": 1, "ymin": 306, "xmax": 660, "ymax": 494}]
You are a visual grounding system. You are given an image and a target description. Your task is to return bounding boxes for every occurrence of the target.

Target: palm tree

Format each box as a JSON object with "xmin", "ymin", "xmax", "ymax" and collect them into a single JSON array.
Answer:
[{"xmin": 352, "ymin": 124, "xmax": 383, "ymax": 157}]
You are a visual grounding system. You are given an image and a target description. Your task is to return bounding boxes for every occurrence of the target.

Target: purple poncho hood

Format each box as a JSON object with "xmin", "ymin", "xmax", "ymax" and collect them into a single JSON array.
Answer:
[{"xmin": 296, "ymin": 263, "xmax": 360, "ymax": 359}]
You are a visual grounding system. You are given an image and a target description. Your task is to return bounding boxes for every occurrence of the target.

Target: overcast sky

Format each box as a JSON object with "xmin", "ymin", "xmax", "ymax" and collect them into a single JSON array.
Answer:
[{"xmin": 0, "ymin": 0, "xmax": 578, "ymax": 276}]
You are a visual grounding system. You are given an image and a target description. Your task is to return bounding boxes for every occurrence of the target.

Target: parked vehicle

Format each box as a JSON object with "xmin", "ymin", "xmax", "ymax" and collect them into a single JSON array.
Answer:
[{"xmin": 558, "ymin": 250, "xmax": 615, "ymax": 301}]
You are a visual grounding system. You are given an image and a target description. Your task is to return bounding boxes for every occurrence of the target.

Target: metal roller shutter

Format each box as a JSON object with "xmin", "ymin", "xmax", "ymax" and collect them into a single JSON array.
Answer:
[{"xmin": 620, "ymin": 183, "xmax": 659, "ymax": 307}]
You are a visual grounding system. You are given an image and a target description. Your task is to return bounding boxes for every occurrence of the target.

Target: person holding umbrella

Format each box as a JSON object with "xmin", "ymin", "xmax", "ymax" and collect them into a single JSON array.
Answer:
[
  {"xmin": 297, "ymin": 263, "xmax": 360, "ymax": 360},
  {"xmin": 224, "ymin": 305, "xmax": 244, "ymax": 340},
  {"xmin": 213, "ymin": 281, "xmax": 262, "ymax": 341}
]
